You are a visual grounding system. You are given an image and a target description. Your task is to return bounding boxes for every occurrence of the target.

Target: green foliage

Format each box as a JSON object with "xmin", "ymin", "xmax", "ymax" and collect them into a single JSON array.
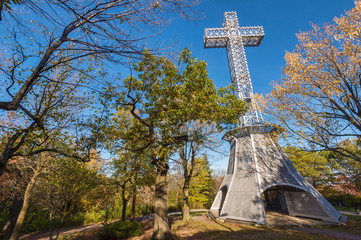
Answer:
[
  {"xmin": 59, "ymin": 233, "xmax": 78, "ymax": 240},
  {"xmin": 284, "ymin": 147, "xmax": 338, "ymax": 187},
  {"xmin": 22, "ymin": 211, "xmax": 50, "ymax": 233},
  {"xmin": 117, "ymin": 48, "xmax": 247, "ymax": 160},
  {"xmin": 106, "ymin": 48, "xmax": 247, "ymax": 235},
  {"xmin": 97, "ymin": 221, "xmax": 141, "ymax": 240},
  {"xmin": 320, "ymin": 188, "xmax": 361, "ymax": 208},
  {"xmin": 22, "ymin": 210, "xmax": 86, "ymax": 234},
  {"xmin": 83, "ymin": 202, "xmax": 155, "ymax": 224},
  {"xmin": 343, "ymin": 195, "xmax": 361, "ymax": 208},
  {"xmin": 20, "ymin": 154, "xmax": 103, "ymax": 233},
  {"xmin": 138, "ymin": 204, "xmax": 155, "ymax": 216},
  {"xmin": 83, "ymin": 210, "xmax": 107, "ymax": 224},
  {"xmin": 167, "ymin": 205, "xmax": 182, "ymax": 213},
  {"xmin": 0, "ymin": 206, "xmax": 9, "ymax": 231},
  {"xmin": 329, "ymin": 139, "xmax": 361, "ymax": 194},
  {"xmin": 168, "ymin": 156, "xmax": 216, "ymax": 210},
  {"xmin": 189, "ymin": 156, "xmax": 215, "ymax": 209}
]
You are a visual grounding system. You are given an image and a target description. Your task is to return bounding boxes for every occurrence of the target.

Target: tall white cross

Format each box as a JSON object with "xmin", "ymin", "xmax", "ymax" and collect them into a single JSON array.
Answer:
[{"xmin": 204, "ymin": 12, "xmax": 264, "ymax": 127}]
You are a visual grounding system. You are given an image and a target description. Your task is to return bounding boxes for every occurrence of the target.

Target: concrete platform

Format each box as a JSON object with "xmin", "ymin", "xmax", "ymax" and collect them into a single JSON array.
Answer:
[
  {"xmin": 209, "ymin": 210, "xmax": 339, "ymax": 226},
  {"xmin": 265, "ymin": 211, "xmax": 337, "ymax": 226}
]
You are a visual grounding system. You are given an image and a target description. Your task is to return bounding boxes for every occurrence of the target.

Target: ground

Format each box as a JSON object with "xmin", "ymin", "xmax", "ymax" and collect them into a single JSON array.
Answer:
[{"xmin": 20, "ymin": 212, "xmax": 361, "ymax": 240}]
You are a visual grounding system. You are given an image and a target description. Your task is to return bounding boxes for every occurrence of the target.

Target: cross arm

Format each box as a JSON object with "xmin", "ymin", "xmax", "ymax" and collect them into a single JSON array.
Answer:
[
  {"xmin": 238, "ymin": 26, "xmax": 264, "ymax": 46},
  {"xmin": 204, "ymin": 28, "xmax": 228, "ymax": 48}
]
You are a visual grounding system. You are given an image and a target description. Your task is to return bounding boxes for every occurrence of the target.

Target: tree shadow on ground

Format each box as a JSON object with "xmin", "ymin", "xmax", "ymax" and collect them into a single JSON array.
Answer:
[
  {"xmin": 169, "ymin": 217, "xmax": 341, "ymax": 240},
  {"xmin": 173, "ymin": 228, "xmax": 340, "ymax": 240}
]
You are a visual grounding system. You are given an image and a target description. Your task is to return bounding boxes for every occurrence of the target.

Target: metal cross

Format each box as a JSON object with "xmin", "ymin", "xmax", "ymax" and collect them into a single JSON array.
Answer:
[{"xmin": 204, "ymin": 12, "xmax": 264, "ymax": 127}]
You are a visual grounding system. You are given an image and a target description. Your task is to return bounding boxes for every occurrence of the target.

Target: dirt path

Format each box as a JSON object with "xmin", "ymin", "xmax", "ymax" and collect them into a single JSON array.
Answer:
[
  {"xmin": 19, "ymin": 223, "xmax": 104, "ymax": 240},
  {"xmin": 18, "ymin": 210, "xmax": 205, "ymax": 240}
]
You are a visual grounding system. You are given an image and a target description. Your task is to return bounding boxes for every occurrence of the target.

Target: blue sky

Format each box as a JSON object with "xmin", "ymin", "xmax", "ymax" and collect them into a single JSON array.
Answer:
[
  {"xmin": 158, "ymin": 0, "xmax": 356, "ymax": 170},
  {"xmin": 163, "ymin": 0, "xmax": 355, "ymax": 94}
]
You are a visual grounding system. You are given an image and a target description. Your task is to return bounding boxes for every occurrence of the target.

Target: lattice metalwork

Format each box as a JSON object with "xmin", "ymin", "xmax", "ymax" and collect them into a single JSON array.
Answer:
[{"xmin": 204, "ymin": 12, "xmax": 264, "ymax": 127}]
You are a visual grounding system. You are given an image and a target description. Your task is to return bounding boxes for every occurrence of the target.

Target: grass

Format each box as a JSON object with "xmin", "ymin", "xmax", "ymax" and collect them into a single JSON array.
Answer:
[
  {"xmin": 53, "ymin": 213, "xmax": 361, "ymax": 240},
  {"xmin": 321, "ymin": 214, "xmax": 361, "ymax": 235},
  {"xmin": 335, "ymin": 206, "xmax": 359, "ymax": 212},
  {"xmin": 170, "ymin": 217, "xmax": 339, "ymax": 240}
]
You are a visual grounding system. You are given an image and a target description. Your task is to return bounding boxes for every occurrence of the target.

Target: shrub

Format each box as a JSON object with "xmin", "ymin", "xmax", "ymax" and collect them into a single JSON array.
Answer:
[
  {"xmin": 22, "ymin": 211, "xmax": 50, "ymax": 233},
  {"xmin": 97, "ymin": 221, "xmax": 141, "ymax": 240},
  {"xmin": 84, "ymin": 210, "xmax": 107, "ymax": 224},
  {"xmin": 138, "ymin": 204, "xmax": 154, "ymax": 216},
  {"xmin": 167, "ymin": 205, "xmax": 181, "ymax": 213},
  {"xmin": 343, "ymin": 194, "xmax": 361, "ymax": 208},
  {"xmin": 0, "ymin": 207, "xmax": 10, "ymax": 231},
  {"xmin": 321, "ymin": 188, "xmax": 361, "ymax": 209},
  {"xmin": 63, "ymin": 214, "xmax": 85, "ymax": 227}
]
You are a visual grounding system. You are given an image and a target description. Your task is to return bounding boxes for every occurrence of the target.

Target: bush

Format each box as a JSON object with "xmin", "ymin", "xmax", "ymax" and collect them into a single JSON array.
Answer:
[
  {"xmin": 321, "ymin": 188, "xmax": 361, "ymax": 209},
  {"xmin": 22, "ymin": 211, "xmax": 50, "ymax": 233},
  {"xmin": 138, "ymin": 204, "xmax": 154, "ymax": 216},
  {"xmin": 0, "ymin": 207, "xmax": 10, "ymax": 231},
  {"xmin": 84, "ymin": 210, "xmax": 107, "ymax": 224},
  {"xmin": 343, "ymin": 194, "xmax": 361, "ymax": 208},
  {"xmin": 97, "ymin": 221, "xmax": 141, "ymax": 240},
  {"xmin": 63, "ymin": 214, "xmax": 85, "ymax": 227},
  {"xmin": 167, "ymin": 205, "xmax": 181, "ymax": 213}
]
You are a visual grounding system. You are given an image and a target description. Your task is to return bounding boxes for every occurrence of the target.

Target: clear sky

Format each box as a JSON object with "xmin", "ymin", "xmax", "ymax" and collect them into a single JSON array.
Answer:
[
  {"xmin": 1, "ymin": 1, "xmax": 356, "ymax": 171},
  {"xmin": 159, "ymin": 0, "xmax": 356, "ymax": 170}
]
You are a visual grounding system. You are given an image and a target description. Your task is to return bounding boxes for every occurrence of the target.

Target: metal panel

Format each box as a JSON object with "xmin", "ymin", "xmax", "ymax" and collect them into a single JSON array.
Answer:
[
  {"xmin": 212, "ymin": 130, "xmax": 342, "ymax": 224},
  {"xmin": 285, "ymin": 192, "xmax": 336, "ymax": 222}
]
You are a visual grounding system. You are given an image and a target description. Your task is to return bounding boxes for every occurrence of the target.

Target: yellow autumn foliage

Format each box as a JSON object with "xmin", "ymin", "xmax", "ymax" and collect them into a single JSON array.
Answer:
[{"xmin": 261, "ymin": 1, "xmax": 361, "ymax": 159}]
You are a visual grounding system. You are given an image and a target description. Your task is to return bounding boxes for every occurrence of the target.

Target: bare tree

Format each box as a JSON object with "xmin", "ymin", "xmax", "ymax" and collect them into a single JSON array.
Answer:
[
  {"xmin": 0, "ymin": 0, "xmax": 199, "ymax": 176},
  {"xmin": 0, "ymin": 0, "xmax": 197, "ymax": 112},
  {"xmin": 0, "ymin": 65, "xmax": 94, "ymax": 176}
]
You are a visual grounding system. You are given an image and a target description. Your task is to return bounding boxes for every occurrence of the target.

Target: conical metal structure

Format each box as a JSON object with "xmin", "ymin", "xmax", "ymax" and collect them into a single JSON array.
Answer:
[{"xmin": 204, "ymin": 12, "xmax": 345, "ymax": 224}]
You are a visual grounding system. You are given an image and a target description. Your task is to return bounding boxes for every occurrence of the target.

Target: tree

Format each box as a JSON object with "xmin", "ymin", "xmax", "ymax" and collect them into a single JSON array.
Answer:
[
  {"xmin": 328, "ymin": 139, "xmax": 361, "ymax": 194},
  {"xmin": 0, "ymin": 103, "xmax": 81, "ymax": 240},
  {"xmin": 0, "ymin": 0, "xmax": 23, "ymax": 21},
  {"xmin": 258, "ymin": 1, "xmax": 361, "ymax": 160},
  {"xmin": 0, "ymin": 130, "xmax": 96, "ymax": 240},
  {"xmin": 188, "ymin": 156, "xmax": 214, "ymax": 209},
  {"xmin": 102, "ymin": 109, "xmax": 155, "ymax": 221},
  {"xmin": 0, "ymin": 0, "xmax": 197, "ymax": 111},
  {"xmin": 284, "ymin": 147, "xmax": 338, "ymax": 188},
  {"xmin": 117, "ymin": 49, "xmax": 247, "ymax": 239},
  {"xmin": 32, "ymin": 154, "xmax": 100, "ymax": 240},
  {"xmin": 0, "ymin": 63, "xmax": 95, "ymax": 177},
  {"xmin": 109, "ymin": 150, "xmax": 154, "ymax": 221},
  {"xmin": 0, "ymin": 0, "xmax": 198, "ymax": 176},
  {"xmin": 0, "ymin": 155, "xmax": 30, "ymax": 240},
  {"xmin": 174, "ymin": 121, "xmax": 219, "ymax": 221},
  {"xmin": 8, "ymin": 153, "xmax": 46, "ymax": 240}
]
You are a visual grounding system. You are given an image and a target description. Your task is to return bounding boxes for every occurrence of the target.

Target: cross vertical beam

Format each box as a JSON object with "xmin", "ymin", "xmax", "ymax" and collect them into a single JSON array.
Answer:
[{"xmin": 204, "ymin": 12, "xmax": 264, "ymax": 127}]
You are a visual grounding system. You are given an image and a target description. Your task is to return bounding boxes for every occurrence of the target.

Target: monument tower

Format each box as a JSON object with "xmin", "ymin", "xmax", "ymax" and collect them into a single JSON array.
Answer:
[{"xmin": 205, "ymin": 12, "xmax": 345, "ymax": 224}]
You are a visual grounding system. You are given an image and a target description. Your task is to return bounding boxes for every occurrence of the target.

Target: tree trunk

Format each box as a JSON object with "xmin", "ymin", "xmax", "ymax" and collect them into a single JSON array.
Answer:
[
  {"xmin": 9, "ymin": 165, "xmax": 41, "ymax": 240},
  {"xmin": 0, "ymin": 198, "xmax": 23, "ymax": 240},
  {"xmin": 152, "ymin": 165, "xmax": 172, "ymax": 240},
  {"xmin": 131, "ymin": 184, "xmax": 137, "ymax": 221},
  {"xmin": 182, "ymin": 180, "xmax": 191, "ymax": 221},
  {"xmin": 48, "ymin": 212, "xmax": 54, "ymax": 240},
  {"xmin": 121, "ymin": 187, "xmax": 128, "ymax": 221}
]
